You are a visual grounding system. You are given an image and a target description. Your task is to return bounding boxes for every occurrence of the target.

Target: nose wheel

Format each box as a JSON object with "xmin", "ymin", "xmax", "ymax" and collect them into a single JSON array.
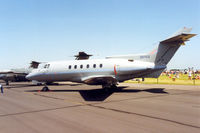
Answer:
[{"xmin": 41, "ymin": 84, "xmax": 50, "ymax": 92}]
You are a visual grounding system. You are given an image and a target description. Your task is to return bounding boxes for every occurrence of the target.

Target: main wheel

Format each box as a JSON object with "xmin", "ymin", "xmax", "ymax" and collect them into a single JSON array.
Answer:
[{"xmin": 111, "ymin": 84, "xmax": 117, "ymax": 89}]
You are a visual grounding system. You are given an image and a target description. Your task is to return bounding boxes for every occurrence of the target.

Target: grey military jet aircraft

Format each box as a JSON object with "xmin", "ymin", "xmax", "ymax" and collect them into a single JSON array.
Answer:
[{"xmin": 26, "ymin": 27, "xmax": 196, "ymax": 91}]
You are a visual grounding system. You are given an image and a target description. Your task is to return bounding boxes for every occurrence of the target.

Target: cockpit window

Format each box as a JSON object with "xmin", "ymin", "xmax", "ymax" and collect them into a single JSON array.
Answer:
[{"xmin": 44, "ymin": 64, "xmax": 50, "ymax": 68}]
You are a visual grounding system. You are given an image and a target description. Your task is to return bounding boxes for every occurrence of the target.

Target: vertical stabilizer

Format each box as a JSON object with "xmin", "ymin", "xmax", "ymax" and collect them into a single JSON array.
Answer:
[
  {"xmin": 143, "ymin": 27, "xmax": 196, "ymax": 78},
  {"xmin": 154, "ymin": 27, "xmax": 196, "ymax": 66}
]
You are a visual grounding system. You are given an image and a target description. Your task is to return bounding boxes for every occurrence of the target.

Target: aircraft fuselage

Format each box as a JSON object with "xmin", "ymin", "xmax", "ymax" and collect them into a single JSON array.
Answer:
[{"xmin": 26, "ymin": 59, "xmax": 156, "ymax": 84}]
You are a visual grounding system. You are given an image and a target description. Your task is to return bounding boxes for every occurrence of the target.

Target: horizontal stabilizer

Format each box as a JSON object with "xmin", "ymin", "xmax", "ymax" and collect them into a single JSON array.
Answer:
[
  {"xmin": 155, "ymin": 27, "xmax": 196, "ymax": 66},
  {"xmin": 161, "ymin": 33, "xmax": 196, "ymax": 44}
]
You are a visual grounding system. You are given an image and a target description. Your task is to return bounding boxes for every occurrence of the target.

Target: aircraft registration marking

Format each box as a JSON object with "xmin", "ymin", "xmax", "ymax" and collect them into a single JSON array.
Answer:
[{"xmin": 140, "ymin": 55, "xmax": 150, "ymax": 59}]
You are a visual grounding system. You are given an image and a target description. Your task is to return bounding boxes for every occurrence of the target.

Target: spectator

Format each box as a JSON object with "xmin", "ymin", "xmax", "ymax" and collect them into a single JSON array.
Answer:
[
  {"xmin": 0, "ymin": 84, "xmax": 3, "ymax": 93},
  {"xmin": 188, "ymin": 71, "xmax": 192, "ymax": 80},
  {"xmin": 176, "ymin": 71, "xmax": 180, "ymax": 79}
]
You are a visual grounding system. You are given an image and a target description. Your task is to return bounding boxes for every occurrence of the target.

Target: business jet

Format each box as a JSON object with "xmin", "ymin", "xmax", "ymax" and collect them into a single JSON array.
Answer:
[
  {"xmin": 0, "ymin": 61, "xmax": 40, "ymax": 85},
  {"xmin": 26, "ymin": 27, "xmax": 196, "ymax": 91}
]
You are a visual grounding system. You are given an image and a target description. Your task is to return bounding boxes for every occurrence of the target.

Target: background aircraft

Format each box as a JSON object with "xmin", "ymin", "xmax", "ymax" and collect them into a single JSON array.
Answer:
[
  {"xmin": 0, "ymin": 61, "xmax": 40, "ymax": 85},
  {"xmin": 26, "ymin": 27, "xmax": 196, "ymax": 91}
]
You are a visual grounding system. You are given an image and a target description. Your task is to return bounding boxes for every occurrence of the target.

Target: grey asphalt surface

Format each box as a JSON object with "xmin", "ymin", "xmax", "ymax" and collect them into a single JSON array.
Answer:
[{"xmin": 0, "ymin": 82, "xmax": 199, "ymax": 133}]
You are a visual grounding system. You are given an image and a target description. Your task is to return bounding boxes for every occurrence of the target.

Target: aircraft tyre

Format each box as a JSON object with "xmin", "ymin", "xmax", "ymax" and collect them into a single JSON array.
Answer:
[
  {"xmin": 102, "ymin": 84, "xmax": 118, "ymax": 92},
  {"xmin": 41, "ymin": 86, "xmax": 49, "ymax": 92},
  {"xmin": 111, "ymin": 84, "xmax": 117, "ymax": 89}
]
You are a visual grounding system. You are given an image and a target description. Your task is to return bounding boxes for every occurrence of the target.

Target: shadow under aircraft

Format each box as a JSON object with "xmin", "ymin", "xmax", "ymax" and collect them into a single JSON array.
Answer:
[
  {"xmin": 26, "ymin": 87, "xmax": 168, "ymax": 101},
  {"xmin": 4, "ymin": 82, "xmax": 83, "ymax": 89}
]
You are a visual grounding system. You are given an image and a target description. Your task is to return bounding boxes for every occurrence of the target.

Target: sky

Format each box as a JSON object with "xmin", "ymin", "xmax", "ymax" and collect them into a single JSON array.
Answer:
[{"xmin": 0, "ymin": 0, "xmax": 199, "ymax": 70}]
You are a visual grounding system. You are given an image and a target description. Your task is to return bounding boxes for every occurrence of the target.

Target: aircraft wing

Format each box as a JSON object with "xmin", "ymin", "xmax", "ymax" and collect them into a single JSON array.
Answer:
[
  {"xmin": 0, "ymin": 70, "xmax": 13, "ymax": 74},
  {"xmin": 0, "ymin": 70, "xmax": 27, "ymax": 75},
  {"xmin": 81, "ymin": 75, "xmax": 117, "ymax": 85}
]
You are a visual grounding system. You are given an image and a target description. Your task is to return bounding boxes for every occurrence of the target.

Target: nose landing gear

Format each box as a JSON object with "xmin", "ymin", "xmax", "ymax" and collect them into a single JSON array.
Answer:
[{"xmin": 40, "ymin": 84, "xmax": 50, "ymax": 92}]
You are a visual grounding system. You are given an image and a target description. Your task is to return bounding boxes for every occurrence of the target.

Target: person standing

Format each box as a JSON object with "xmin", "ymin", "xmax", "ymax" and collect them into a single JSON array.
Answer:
[
  {"xmin": 0, "ymin": 84, "xmax": 3, "ymax": 93},
  {"xmin": 188, "ymin": 71, "xmax": 192, "ymax": 80}
]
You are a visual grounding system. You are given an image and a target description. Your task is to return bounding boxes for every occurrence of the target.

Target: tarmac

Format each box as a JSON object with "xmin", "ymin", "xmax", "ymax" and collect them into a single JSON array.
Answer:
[{"xmin": 0, "ymin": 81, "xmax": 199, "ymax": 133}]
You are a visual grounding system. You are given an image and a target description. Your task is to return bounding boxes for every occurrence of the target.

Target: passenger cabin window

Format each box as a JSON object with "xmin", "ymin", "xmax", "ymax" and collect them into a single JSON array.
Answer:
[
  {"xmin": 74, "ymin": 65, "xmax": 77, "ymax": 69},
  {"xmin": 87, "ymin": 64, "xmax": 89, "ymax": 68},
  {"xmin": 93, "ymin": 64, "xmax": 96, "ymax": 68},
  {"xmin": 68, "ymin": 65, "xmax": 71, "ymax": 69},
  {"xmin": 100, "ymin": 64, "xmax": 103, "ymax": 68},
  {"xmin": 80, "ymin": 65, "xmax": 83, "ymax": 69}
]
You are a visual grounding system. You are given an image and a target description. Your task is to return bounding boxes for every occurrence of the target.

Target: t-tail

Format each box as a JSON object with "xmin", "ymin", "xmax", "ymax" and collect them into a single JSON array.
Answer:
[
  {"xmin": 146, "ymin": 27, "xmax": 196, "ymax": 78},
  {"xmin": 106, "ymin": 27, "xmax": 196, "ymax": 78},
  {"xmin": 153, "ymin": 27, "xmax": 196, "ymax": 66}
]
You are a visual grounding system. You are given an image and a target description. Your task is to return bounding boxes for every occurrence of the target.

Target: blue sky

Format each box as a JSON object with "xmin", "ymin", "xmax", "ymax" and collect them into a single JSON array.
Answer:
[{"xmin": 0, "ymin": 0, "xmax": 199, "ymax": 69}]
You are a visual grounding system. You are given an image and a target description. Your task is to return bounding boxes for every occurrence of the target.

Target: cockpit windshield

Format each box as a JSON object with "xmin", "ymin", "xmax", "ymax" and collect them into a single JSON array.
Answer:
[{"xmin": 44, "ymin": 64, "xmax": 50, "ymax": 69}]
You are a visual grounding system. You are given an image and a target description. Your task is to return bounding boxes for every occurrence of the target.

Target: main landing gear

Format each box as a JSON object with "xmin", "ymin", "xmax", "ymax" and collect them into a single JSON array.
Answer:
[{"xmin": 102, "ymin": 84, "xmax": 118, "ymax": 92}]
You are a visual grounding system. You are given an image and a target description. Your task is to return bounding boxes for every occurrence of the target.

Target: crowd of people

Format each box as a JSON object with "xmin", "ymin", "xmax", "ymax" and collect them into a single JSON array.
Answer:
[{"xmin": 162, "ymin": 69, "xmax": 200, "ymax": 80}]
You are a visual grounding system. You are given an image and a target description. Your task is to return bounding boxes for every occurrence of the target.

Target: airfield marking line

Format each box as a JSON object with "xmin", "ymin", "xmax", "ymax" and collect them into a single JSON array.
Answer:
[
  {"xmin": 51, "ymin": 92, "xmax": 200, "ymax": 129},
  {"xmin": 1, "ymin": 96, "xmax": 199, "ymax": 130},
  {"xmin": 87, "ymin": 104, "xmax": 200, "ymax": 129},
  {"xmin": 33, "ymin": 91, "xmax": 89, "ymax": 105},
  {"xmin": 0, "ymin": 104, "xmax": 85, "ymax": 118},
  {"xmin": 98, "ymin": 90, "xmax": 200, "ymax": 105},
  {"xmin": 3, "ymin": 88, "xmax": 200, "ymax": 129},
  {"xmin": 6, "ymin": 85, "xmax": 200, "ymax": 129},
  {"xmin": 64, "ymin": 99, "xmax": 86, "ymax": 105},
  {"xmin": 33, "ymin": 93, "xmax": 65, "ymax": 100},
  {"xmin": 30, "ymin": 88, "xmax": 199, "ymax": 108}
]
